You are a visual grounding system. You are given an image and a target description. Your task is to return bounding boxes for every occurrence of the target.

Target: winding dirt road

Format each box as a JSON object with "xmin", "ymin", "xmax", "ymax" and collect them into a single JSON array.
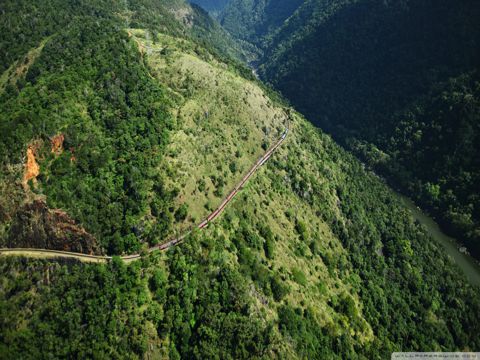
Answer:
[{"xmin": 0, "ymin": 127, "xmax": 289, "ymax": 263}]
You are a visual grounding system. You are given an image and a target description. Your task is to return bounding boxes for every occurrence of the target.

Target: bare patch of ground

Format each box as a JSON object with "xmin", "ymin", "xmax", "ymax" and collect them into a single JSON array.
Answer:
[
  {"xmin": 50, "ymin": 134, "xmax": 64, "ymax": 155},
  {"xmin": 6, "ymin": 200, "xmax": 102, "ymax": 255},
  {"xmin": 23, "ymin": 141, "xmax": 42, "ymax": 189}
]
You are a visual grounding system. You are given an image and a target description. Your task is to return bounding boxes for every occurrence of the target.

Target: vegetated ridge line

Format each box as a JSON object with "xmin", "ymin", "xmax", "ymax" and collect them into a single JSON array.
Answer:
[{"xmin": 0, "ymin": 126, "xmax": 289, "ymax": 263}]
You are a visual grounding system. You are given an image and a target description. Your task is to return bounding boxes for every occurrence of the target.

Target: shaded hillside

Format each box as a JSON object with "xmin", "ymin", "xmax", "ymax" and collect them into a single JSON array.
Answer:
[
  {"xmin": 221, "ymin": 0, "xmax": 480, "ymax": 259},
  {"xmin": 1, "ymin": 1, "xmax": 480, "ymax": 359},
  {"xmin": 189, "ymin": 0, "xmax": 230, "ymax": 13},
  {"xmin": 218, "ymin": 0, "xmax": 304, "ymax": 60}
]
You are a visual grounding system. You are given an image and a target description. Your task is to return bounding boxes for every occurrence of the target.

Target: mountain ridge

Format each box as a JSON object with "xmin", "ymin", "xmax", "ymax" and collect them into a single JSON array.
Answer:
[
  {"xmin": 0, "ymin": 1, "xmax": 479, "ymax": 359},
  {"xmin": 219, "ymin": 0, "xmax": 480, "ymax": 260}
]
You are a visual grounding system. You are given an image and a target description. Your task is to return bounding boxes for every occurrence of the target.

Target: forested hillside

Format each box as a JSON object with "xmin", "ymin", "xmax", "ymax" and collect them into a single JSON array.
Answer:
[
  {"xmin": 0, "ymin": 0, "xmax": 243, "ymax": 254},
  {"xmin": 189, "ymin": 0, "xmax": 230, "ymax": 13},
  {"xmin": 218, "ymin": 0, "xmax": 304, "ymax": 60},
  {"xmin": 0, "ymin": 0, "xmax": 242, "ymax": 74},
  {"xmin": 2, "ymin": 107, "xmax": 480, "ymax": 357},
  {"xmin": 219, "ymin": 0, "xmax": 302, "ymax": 43},
  {"xmin": 1, "ymin": 0, "xmax": 480, "ymax": 359},
  {"xmin": 220, "ymin": 0, "xmax": 480, "ymax": 260}
]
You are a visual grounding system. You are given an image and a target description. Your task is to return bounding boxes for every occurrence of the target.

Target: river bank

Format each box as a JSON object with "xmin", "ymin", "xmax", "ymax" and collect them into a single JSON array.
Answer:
[{"xmin": 396, "ymin": 192, "xmax": 480, "ymax": 287}]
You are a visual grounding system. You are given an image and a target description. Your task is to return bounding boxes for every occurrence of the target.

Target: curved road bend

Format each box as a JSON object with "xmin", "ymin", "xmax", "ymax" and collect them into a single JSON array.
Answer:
[{"xmin": 0, "ymin": 127, "xmax": 289, "ymax": 263}]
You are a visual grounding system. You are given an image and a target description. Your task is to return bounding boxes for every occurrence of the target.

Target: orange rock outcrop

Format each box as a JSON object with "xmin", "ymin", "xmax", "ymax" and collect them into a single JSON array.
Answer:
[
  {"xmin": 24, "ymin": 145, "xmax": 40, "ymax": 184},
  {"xmin": 51, "ymin": 134, "xmax": 64, "ymax": 155}
]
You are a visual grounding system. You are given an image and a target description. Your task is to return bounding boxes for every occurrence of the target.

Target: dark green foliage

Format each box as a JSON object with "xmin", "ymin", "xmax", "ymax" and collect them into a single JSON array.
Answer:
[
  {"xmin": 0, "ymin": 0, "xmax": 246, "ymax": 255},
  {"xmin": 0, "ymin": 0, "xmax": 120, "ymax": 73},
  {"xmin": 270, "ymin": 274, "xmax": 289, "ymax": 301},
  {"xmin": 277, "ymin": 124, "xmax": 480, "ymax": 357},
  {"xmin": 188, "ymin": 3, "xmax": 245, "ymax": 61},
  {"xmin": 0, "ymin": 257, "xmax": 148, "ymax": 358},
  {"xmin": 0, "ymin": 234, "xmax": 275, "ymax": 359},
  {"xmin": 1, "ymin": 1, "xmax": 480, "ymax": 358},
  {"xmin": 372, "ymin": 75, "xmax": 480, "ymax": 257},
  {"xmin": 223, "ymin": 0, "xmax": 480, "ymax": 259},
  {"xmin": 335, "ymin": 293, "xmax": 358, "ymax": 320},
  {"xmin": 149, "ymin": 268, "xmax": 168, "ymax": 302},
  {"xmin": 197, "ymin": 178, "xmax": 207, "ymax": 192},
  {"xmin": 0, "ymin": 0, "xmax": 242, "ymax": 72},
  {"xmin": 0, "ymin": 17, "xmax": 175, "ymax": 254},
  {"xmin": 189, "ymin": 0, "xmax": 230, "ymax": 13},
  {"xmin": 263, "ymin": 237, "xmax": 275, "ymax": 259},
  {"xmin": 278, "ymin": 305, "xmax": 351, "ymax": 359},
  {"xmin": 219, "ymin": 0, "xmax": 304, "ymax": 59},
  {"xmin": 174, "ymin": 204, "xmax": 189, "ymax": 222},
  {"xmin": 160, "ymin": 235, "xmax": 274, "ymax": 359},
  {"xmin": 211, "ymin": 174, "xmax": 225, "ymax": 197}
]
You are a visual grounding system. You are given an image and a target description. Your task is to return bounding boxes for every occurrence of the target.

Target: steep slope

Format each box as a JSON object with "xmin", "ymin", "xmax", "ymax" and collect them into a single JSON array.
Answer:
[
  {"xmin": 218, "ymin": 0, "xmax": 304, "ymax": 61},
  {"xmin": 0, "ymin": 16, "xmax": 174, "ymax": 254},
  {"xmin": 1, "ymin": 12, "xmax": 480, "ymax": 359},
  {"xmin": 0, "ymin": 0, "xmax": 244, "ymax": 255},
  {"xmin": 0, "ymin": 0, "xmax": 242, "ymax": 84},
  {"xmin": 189, "ymin": 0, "xmax": 230, "ymax": 13},
  {"xmin": 221, "ymin": 0, "xmax": 480, "ymax": 259},
  {"xmin": 131, "ymin": 30, "xmax": 286, "ymax": 231},
  {"xmin": 219, "ymin": 0, "xmax": 303, "ymax": 44}
]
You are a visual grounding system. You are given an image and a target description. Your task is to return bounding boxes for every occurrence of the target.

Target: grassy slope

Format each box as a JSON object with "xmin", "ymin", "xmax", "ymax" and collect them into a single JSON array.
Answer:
[
  {"xmin": 139, "ymin": 31, "xmax": 479, "ymax": 356},
  {"xmin": 0, "ymin": 0, "xmax": 245, "ymax": 255},
  {"xmin": 1, "ymin": 8, "xmax": 479, "ymax": 360},
  {"xmin": 1, "ymin": 26, "xmax": 374, "ymax": 357},
  {"xmin": 130, "ymin": 30, "xmax": 286, "ymax": 230},
  {"xmin": 256, "ymin": 0, "xmax": 480, "ymax": 259},
  {"xmin": 131, "ymin": 31, "xmax": 373, "ymax": 345},
  {"xmin": 213, "ymin": 116, "xmax": 375, "ymax": 342}
]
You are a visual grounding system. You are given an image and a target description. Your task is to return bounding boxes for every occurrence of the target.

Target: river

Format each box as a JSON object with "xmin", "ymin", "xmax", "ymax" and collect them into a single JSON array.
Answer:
[{"xmin": 396, "ymin": 193, "xmax": 480, "ymax": 287}]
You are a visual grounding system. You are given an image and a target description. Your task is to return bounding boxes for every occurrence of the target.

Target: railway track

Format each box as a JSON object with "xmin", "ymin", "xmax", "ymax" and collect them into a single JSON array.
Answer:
[{"xmin": 0, "ymin": 127, "xmax": 289, "ymax": 263}]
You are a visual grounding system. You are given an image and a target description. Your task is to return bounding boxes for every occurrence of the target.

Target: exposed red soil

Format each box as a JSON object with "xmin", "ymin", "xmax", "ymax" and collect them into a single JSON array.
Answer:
[
  {"xmin": 23, "ymin": 144, "xmax": 40, "ymax": 185},
  {"xmin": 50, "ymin": 133, "xmax": 64, "ymax": 155}
]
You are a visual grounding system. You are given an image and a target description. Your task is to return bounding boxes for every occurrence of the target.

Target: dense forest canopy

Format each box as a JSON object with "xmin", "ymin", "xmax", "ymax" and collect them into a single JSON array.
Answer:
[
  {"xmin": 0, "ymin": 0, "xmax": 244, "ymax": 255},
  {"xmin": 220, "ymin": 0, "xmax": 302, "ymax": 44},
  {"xmin": 220, "ymin": 0, "xmax": 480, "ymax": 260},
  {"xmin": 0, "ymin": 4, "xmax": 173, "ymax": 255},
  {"xmin": 2, "ymin": 115, "xmax": 480, "ymax": 357},
  {"xmin": 189, "ymin": 0, "xmax": 230, "ymax": 12},
  {"xmin": 0, "ymin": 0, "xmax": 479, "ymax": 359},
  {"xmin": 217, "ymin": 0, "xmax": 304, "ymax": 60}
]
